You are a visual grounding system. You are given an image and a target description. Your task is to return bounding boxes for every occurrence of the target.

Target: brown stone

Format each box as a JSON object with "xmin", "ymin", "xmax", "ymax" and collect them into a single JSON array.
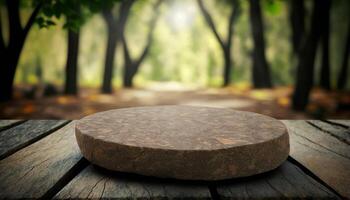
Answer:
[{"xmin": 76, "ymin": 106, "xmax": 289, "ymax": 180}]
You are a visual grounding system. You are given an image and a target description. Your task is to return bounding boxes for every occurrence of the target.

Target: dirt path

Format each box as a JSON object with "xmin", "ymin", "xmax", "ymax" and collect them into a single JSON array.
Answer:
[{"xmin": 0, "ymin": 86, "xmax": 348, "ymax": 119}]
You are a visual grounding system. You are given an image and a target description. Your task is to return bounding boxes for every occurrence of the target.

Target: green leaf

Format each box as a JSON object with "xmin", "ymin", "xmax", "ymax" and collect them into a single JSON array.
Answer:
[{"xmin": 263, "ymin": 0, "xmax": 282, "ymax": 15}]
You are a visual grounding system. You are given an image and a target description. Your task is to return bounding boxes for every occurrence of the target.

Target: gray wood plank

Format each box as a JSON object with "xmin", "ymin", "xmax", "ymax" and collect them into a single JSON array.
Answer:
[
  {"xmin": 0, "ymin": 120, "xmax": 24, "ymax": 131},
  {"xmin": 0, "ymin": 122, "xmax": 83, "ymax": 199},
  {"xmin": 307, "ymin": 120, "xmax": 350, "ymax": 145},
  {"xmin": 283, "ymin": 120, "xmax": 350, "ymax": 198},
  {"xmin": 327, "ymin": 120, "xmax": 350, "ymax": 128},
  {"xmin": 55, "ymin": 165, "xmax": 212, "ymax": 199},
  {"xmin": 216, "ymin": 161, "xmax": 338, "ymax": 199},
  {"xmin": 0, "ymin": 120, "xmax": 69, "ymax": 159}
]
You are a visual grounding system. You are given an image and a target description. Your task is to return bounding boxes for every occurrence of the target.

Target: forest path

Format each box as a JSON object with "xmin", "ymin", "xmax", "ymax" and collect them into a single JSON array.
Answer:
[{"xmin": 0, "ymin": 86, "xmax": 348, "ymax": 119}]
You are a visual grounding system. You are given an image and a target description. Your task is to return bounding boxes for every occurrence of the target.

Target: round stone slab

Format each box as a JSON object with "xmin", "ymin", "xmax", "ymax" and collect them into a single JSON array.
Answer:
[{"xmin": 76, "ymin": 106, "xmax": 289, "ymax": 180}]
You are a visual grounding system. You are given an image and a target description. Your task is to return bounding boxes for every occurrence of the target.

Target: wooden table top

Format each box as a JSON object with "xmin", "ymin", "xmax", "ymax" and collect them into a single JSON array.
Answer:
[{"xmin": 0, "ymin": 119, "xmax": 349, "ymax": 199}]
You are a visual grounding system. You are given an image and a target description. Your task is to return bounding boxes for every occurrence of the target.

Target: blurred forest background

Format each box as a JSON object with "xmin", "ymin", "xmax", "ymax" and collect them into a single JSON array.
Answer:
[{"xmin": 0, "ymin": 0, "xmax": 349, "ymax": 119}]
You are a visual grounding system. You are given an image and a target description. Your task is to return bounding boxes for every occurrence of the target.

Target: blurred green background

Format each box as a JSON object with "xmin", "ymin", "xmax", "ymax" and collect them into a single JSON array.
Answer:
[
  {"xmin": 13, "ymin": 0, "xmax": 348, "ymax": 87},
  {"xmin": 1, "ymin": 0, "xmax": 349, "ymax": 119}
]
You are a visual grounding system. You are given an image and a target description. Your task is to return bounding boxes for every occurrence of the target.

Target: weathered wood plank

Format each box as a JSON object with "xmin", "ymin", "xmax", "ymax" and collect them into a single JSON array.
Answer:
[
  {"xmin": 0, "ymin": 122, "xmax": 84, "ymax": 199},
  {"xmin": 0, "ymin": 120, "xmax": 24, "ymax": 131},
  {"xmin": 216, "ymin": 161, "xmax": 338, "ymax": 199},
  {"xmin": 327, "ymin": 120, "xmax": 350, "ymax": 128},
  {"xmin": 283, "ymin": 120, "xmax": 350, "ymax": 198},
  {"xmin": 307, "ymin": 120, "xmax": 350, "ymax": 145},
  {"xmin": 0, "ymin": 120, "xmax": 69, "ymax": 159},
  {"xmin": 55, "ymin": 165, "xmax": 212, "ymax": 199}
]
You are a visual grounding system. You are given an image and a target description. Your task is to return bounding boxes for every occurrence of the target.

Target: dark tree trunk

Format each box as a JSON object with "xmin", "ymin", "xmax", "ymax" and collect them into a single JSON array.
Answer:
[
  {"xmin": 0, "ymin": 0, "xmax": 41, "ymax": 101},
  {"xmin": 123, "ymin": 59, "xmax": 139, "ymax": 88},
  {"xmin": 290, "ymin": 0, "xmax": 305, "ymax": 55},
  {"xmin": 101, "ymin": 10, "xmax": 118, "ymax": 93},
  {"xmin": 122, "ymin": 0, "xmax": 162, "ymax": 88},
  {"xmin": 121, "ymin": 35, "xmax": 150, "ymax": 88},
  {"xmin": 223, "ymin": 47, "xmax": 232, "ymax": 86},
  {"xmin": 64, "ymin": 29, "xmax": 80, "ymax": 95},
  {"xmin": 0, "ymin": 0, "xmax": 23, "ymax": 101},
  {"xmin": 292, "ymin": 0, "xmax": 327, "ymax": 110},
  {"xmin": 123, "ymin": 64, "xmax": 135, "ymax": 88},
  {"xmin": 122, "ymin": 49, "xmax": 146, "ymax": 88},
  {"xmin": 319, "ymin": 0, "xmax": 331, "ymax": 90},
  {"xmin": 101, "ymin": 0, "xmax": 134, "ymax": 93},
  {"xmin": 0, "ymin": 4, "xmax": 6, "ymax": 57},
  {"xmin": 122, "ymin": 34, "xmax": 134, "ymax": 88},
  {"xmin": 337, "ymin": 16, "xmax": 350, "ymax": 90},
  {"xmin": 0, "ymin": 43, "xmax": 24, "ymax": 102},
  {"xmin": 123, "ymin": 74, "xmax": 133, "ymax": 88},
  {"xmin": 197, "ymin": 0, "xmax": 239, "ymax": 87},
  {"xmin": 249, "ymin": 0, "xmax": 272, "ymax": 88}
]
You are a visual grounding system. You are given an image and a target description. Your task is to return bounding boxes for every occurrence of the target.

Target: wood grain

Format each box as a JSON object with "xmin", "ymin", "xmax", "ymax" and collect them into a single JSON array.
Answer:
[
  {"xmin": 307, "ymin": 120, "xmax": 350, "ymax": 145},
  {"xmin": 0, "ymin": 122, "xmax": 83, "ymax": 199},
  {"xmin": 283, "ymin": 120, "xmax": 350, "ymax": 198},
  {"xmin": 327, "ymin": 120, "xmax": 350, "ymax": 128},
  {"xmin": 0, "ymin": 119, "xmax": 347, "ymax": 199},
  {"xmin": 55, "ymin": 165, "xmax": 212, "ymax": 199},
  {"xmin": 0, "ymin": 120, "xmax": 69, "ymax": 159},
  {"xmin": 0, "ymin": 120, "xmax": 24, "ymax": 131},
  {"xmin": 216, "ymin": 161, "xmax": 339, "ymax": 199}
]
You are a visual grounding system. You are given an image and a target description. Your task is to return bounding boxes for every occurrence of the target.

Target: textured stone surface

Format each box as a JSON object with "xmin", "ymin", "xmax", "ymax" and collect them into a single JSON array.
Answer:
[{"xmin": 76, "ymin": 106, "xmax": 289, "ymax": 180}]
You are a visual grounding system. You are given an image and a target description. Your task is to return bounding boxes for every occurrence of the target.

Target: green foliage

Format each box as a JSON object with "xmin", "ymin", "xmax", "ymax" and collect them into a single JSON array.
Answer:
[
  {"xmin": 262, "ymin": 0, "xmax": 283, "ymax": 15},
  {"xmin": 34, "ymin": 0, "xmax": 121, "ymax": 30}
]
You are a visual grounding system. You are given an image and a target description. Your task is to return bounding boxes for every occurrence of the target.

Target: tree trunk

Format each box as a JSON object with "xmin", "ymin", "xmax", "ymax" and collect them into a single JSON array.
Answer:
[
  {"xmin": 123, "ymin": 64, "xmax": 135, "ymax": 88},
  {"xmin": 337, "ymin": 16, "xmax": 350, "ymax": 90},
  {"xmin": 0, "ymin": 42, "xmax": 24, "ymax": 101},
  {"xmin": 122, "ymin": 33, "xmax": 134, "ymax": 88},
  {"xmin": 64, "ymin": 29, "xmax": 80, "ymax": 95},
  {"xmin": 101, "ymin": 24, "xmax": 118, "ymax": 93},
  {"xmin": 0, "ymin": 8, "xmax": 5, "ymax": 56},
  {"xmin": 123, "ymin": 57, "xmax": 144, "ymax": 88},
  {"xmin": 292, "ymin": 0, "xmax": 326, "ymax": 110},
  {"xmin": 319, "ymin": 0, "xmax": 331, "ymax": 90},
  {"xmin": 122, "ymin": 36, "xmax": 139, "ymax": 88},
  {"xmin": 0, "ymin": 0, "xmax": 41, "ymax": 102},
  {"xmin": 0, "ymin": 0, "xmax": 26, "ymax": 101},
  {"xmin": 100, "ymin": 0, "xmax": 134, "ymax": 93},
  {"xmin": 249, "ymin": 0, "xmax": 272, "ymax": 88},
  {"xmin": 197, "ymin": 0, "xmax": 238, "ymax": 87},
  {"xmin": 290, "ymin": 0, "xmax": 305, "ymax": 55},
  {"xmin": 121, "ymin": 0, "xmax": 162, "ymax": 88},
  {"xmin": 223, "ymin": 47, "xmax": 232, "ymax": 87}
]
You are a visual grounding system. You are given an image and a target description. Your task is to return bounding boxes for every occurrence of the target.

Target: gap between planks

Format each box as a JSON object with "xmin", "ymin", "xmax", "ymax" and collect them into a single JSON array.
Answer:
[
  {"xmin": 55, "ymin": 164, "xmax": 213, "ymax": 199},
  {"xmin": 283, "ymin": 120, "xmax": 350, "ymax": 198},
  {"xmin": 42, "ymin": 158, "xmax": 90, "ymax": 199},
  {"xmin": 287, "ymin": 156, "xmax": 342, "ymax": 198},
  {"xmin": 215, "ymin": 158, "xmax": 340, "ymax": 199},
  {"xmin": 0, "ymin": 120, "xmax": 26, "ymax": 131},
  {"xmin": 0, "ymin": 120, "xmax": 71, "ymax": 160},
  {"xmin": 54, "ymin": 159, "xmax": 340, "ymax": 199},
  {"xmin": 324, "ymin": 120, "xmax": 350, "ymax": 129},
  {"xmin": 307, "ymin": 120, "xmax": 350, "ymax": 145},
  {"xmin": 0, "ymin": 121, "xmax": 82, "ymax": 199},
  {"xmin": 208, "ymin": 183, "xmax": 220, "ymax": 200}
]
